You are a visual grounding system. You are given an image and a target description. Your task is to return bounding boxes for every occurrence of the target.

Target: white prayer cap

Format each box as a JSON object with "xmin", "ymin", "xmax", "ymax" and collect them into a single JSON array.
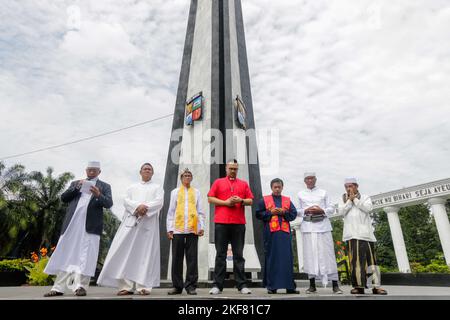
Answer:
[
  {"xmin": 304, "ymin": 172, "xmax": 316, "ymax": 178},
  {"xmin": 87, "ymin": 161, "xmax": 101, "ymax": 169},
  {"xmin": 344, "ymin": 177, "xmax": 358, "ymax": 185}
]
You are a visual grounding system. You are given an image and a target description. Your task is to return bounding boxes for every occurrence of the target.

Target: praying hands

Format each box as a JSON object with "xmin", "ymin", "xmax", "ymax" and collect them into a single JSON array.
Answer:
[{"xmin": 135, "ymin": 204, "xmax": 149, "ymax": 217}]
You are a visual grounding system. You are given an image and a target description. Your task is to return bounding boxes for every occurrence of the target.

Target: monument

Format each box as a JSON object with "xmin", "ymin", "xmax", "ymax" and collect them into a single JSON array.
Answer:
[{"xmin": 160, "ymin": 0, "xmax": 264, "ymax": 281}]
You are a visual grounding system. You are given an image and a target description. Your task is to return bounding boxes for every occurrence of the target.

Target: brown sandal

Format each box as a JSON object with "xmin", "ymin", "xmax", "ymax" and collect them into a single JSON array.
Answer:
[
  {"xmin": 372, "ymin": 288, "xmax": 388, "ymax": 295},
  {"xmin": 44, "ymin": 290, "xmax": 64, "ymax": 297},
  {"xmin": 117, "ymin": 290, "xmax": 134, "ymax": 296},
  {"xmin": 137, "ymin": 289, "xmax": 151, "ymax": 295},
  {"xmin": 351, "ymin": 288, "xmax": 365, "ymax": 294}
]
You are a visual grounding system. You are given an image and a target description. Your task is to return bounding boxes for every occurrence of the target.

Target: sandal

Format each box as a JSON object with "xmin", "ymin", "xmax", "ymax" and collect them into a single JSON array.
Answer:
[
  {"xmin": 351, "ymin": 288, "xmax": 365, "ymax": 294},
  {"xmin": 117, "ymin": 290, "xmax": 134, "ymax": 296},
  {"xmin": 44, "ymin": 290, "xmax": 64, "ymax": 297},
  {"xmin": 137, "ymin": 289, "xmax": 151, "ymax": 295},
  {"xmin": 372, "ymin": 288, "xmax": 388, "ymax": 295}
]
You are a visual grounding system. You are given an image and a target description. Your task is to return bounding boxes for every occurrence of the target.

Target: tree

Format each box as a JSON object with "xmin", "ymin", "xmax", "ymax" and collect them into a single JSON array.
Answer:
[
  {"xmin": 372, "ymin": 210, "xmax": 397, "ymax": 269},
  {"xmin": 373, "ymin": 204, "xmax": 445, "ymax": 271},
  {"xmin": 0, "ymin": 162, "xmax": 30, "ymax": 257},
  {"xmin": 22, "ymin": 167, "xmax": 74, "ymax": 249},
  {"xmin": 399, "ymin": 204, "xmax": 442, "ymax": 264}
]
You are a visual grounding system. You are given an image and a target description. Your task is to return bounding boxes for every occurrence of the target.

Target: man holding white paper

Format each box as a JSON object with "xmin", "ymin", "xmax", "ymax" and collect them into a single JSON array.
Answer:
[
  {"xmin": 44, "ymin": 161, "xmax": 113, "ymax": 297},
  {"xmin": 97, "ymin": 163, "xmax": 164, "ymax": 295}
]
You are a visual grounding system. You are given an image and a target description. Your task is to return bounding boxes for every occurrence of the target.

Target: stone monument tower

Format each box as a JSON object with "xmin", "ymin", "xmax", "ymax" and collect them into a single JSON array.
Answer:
[{"xmin": 160, "ymin": 0, "xmax": 264, "ymax": 281}]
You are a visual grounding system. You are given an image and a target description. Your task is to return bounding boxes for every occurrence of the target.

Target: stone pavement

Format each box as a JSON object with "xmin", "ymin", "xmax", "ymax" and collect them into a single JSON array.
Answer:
[{"xmin": 1, "ymin": 285, "xmax": 450, "ymax": 300}]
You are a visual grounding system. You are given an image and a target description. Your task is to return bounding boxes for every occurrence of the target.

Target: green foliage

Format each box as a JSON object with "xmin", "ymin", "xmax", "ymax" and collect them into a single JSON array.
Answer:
[
  {"xmin": 0, "ymin": 258, "xmax": 32, "ymax": 272},
  {"xmin": 373, "ymin": 205, "xmax": 445, "ymax": 269},
  {"xmin": 0, "ymin": 161, "xmax": 74, "ymax": 257},
  {"xmin": 24, "ymin": 257, "xmax": 55, "ymax": 286},
  {"xmin": 373, "ymin": 210, "xmax": 398, "ymax": 268},
  {"xmin": 410, "ymin": 255, "xmax": 450, "ymax": 274},
  {"xmin": 331, "ymin": 218, "xmax": 343, "ymax": 245},
  {"xmin": 331, "ymin": 220, "xmax": 351, "ymax": 283},
  {"xmin": 379, "ymin": 265, "xmax": 399, "ymax": 273}
]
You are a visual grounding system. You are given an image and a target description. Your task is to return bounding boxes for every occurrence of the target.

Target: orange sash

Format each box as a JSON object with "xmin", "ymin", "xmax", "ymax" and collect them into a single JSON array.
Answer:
[{"xmin": 263, "ymin": 195, "xmax": 291, "ymax": 234}]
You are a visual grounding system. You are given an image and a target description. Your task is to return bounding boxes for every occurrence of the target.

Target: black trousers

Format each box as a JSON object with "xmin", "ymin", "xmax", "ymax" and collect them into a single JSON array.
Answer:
[
  {"xmin": 347, "ymin": 239, "xmax": 380, "ymax": 288},
  {"xmin": 171, "ymin": 233, "xmax": 199, "ymax": 291},
  {"xmin": 213, "ymin": 223, "xmax": 247, "ymax": 290}
]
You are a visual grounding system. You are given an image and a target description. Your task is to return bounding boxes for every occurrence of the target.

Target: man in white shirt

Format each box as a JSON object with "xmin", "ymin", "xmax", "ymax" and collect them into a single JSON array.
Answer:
[
  {"xmin": 297, "ymin": 172, "xmax": 342, "ymax": 294},
  {"xmin": 338, "ymin": 178, "xmax": 387, "ymax": 295},
  {"xmin": 166, "ymin": 168, "xmax": 205, "ymax": 295}
]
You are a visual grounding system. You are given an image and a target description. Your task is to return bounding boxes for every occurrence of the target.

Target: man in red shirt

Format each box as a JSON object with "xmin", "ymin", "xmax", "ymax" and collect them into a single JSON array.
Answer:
[{"xmin": 207, "ymin": 159, "xmax": 254, "ymax": 294}]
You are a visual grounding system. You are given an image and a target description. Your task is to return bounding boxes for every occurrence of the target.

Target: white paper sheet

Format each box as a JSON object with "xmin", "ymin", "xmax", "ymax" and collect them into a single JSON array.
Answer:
[{"xmin": 80, "ymin": 180, "xmax": 95, "ymax": 194}]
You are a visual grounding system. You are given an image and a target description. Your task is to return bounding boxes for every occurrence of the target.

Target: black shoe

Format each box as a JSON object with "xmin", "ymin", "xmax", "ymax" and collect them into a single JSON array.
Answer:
[
  {"xmin": 267, "ymin": 289, "xmax": 277, "ymax": 294},
  {"xmin": 305, "ymin": 286, "xmax": 317, "ymax": 294},
  {"xmin": 286, "ymin": 289, "xmax": 300, "ymax": 294},
  {"xmin": 186, "ymin": 289, "xmax": 197, "ymax": 295},
  {"xmin": 74, "ymin": 287, "xmax": 87, "ymax": 296},
  {"xmin": 167, "ymin": 288, "xmax": 183, "ymax": 295},
  {"xmin": 333, "ymin": 286, "xmax": 343, "ymax": 294}
]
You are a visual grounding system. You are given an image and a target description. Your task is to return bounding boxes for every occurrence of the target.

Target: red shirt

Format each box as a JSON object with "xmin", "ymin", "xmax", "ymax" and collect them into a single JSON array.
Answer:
[{"xmin": 208, "ymin": 176, "xmax": 254, "ymax": 224}]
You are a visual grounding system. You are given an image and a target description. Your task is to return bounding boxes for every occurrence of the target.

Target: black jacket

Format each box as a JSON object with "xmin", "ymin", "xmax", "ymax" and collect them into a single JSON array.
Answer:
[{"xmin": 60, "ymin": 179, "xmax": 113, "ymax": 236}]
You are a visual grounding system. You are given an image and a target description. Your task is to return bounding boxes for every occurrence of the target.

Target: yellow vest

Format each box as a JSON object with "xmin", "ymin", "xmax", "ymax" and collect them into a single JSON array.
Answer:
[{"xmin": 175, "ymin": 186, "xmax": 198, "ymax": 234}]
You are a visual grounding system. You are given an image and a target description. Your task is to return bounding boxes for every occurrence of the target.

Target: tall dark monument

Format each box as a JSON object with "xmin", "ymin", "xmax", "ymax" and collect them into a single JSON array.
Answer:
[{"xmin": 160, "ymin": 0, "xmax": 264, "ymax": 280}]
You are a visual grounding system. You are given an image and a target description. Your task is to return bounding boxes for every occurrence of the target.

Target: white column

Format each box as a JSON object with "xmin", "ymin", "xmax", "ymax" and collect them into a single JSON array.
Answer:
[
  {"xmin": 428, "ymin": 197, "xmax": 450, "ymax": 267},
  {"xmin": 291, "ymin": 218, "xmax": 304, "ymax": 273},
  {"xmin": 384, "ymin": 206, "xmax": 411, "ymax": 273}
]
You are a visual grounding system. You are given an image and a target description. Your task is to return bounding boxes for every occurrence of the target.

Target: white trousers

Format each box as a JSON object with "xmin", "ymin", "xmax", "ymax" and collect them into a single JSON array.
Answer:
[
  {"xmin": 119, "ymin": 278, "xmax": 152, "ymax": 292},
  {"xmin": 52, "ymin": 271, "xmax": 91, "ymax": 293}
]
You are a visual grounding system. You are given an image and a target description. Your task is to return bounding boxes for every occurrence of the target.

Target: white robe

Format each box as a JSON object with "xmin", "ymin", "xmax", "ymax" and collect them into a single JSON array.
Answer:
[
  {"xmin": 302, "ymin": 232, "xmax": 339, "ymax": 286},
  {"xmin": 97, "ymin": 180, "xmax": 164, "ymax": 288},
  {"xmin": 44, "ymin": 191, "xmax": 100, "ymax": 277},
  {"xmin": 297, "ymin": 186, "xmax": 335, "ymax": 233},
  {"xmin": 298, "ymin": 186, "xmax": 338, "ymax": 285},
  {"xmin": 338, "ymin": 195, "xmax": 376, "ymax": 242}
]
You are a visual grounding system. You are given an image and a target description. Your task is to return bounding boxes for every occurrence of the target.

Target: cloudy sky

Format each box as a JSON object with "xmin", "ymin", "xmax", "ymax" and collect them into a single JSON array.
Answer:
[{"xmin": 1, "ymin": 0, "xmax": 449, "ymax": 218}]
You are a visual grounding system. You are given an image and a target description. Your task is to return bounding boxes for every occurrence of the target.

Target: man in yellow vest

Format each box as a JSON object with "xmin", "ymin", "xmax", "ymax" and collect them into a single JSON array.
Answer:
[{"xmin": 166, "ymin": 169, "xmax": 205, "ymax": 295}]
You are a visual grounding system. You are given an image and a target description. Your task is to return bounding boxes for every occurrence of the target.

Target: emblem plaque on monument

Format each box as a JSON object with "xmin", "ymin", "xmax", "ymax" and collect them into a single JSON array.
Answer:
[
  {"xmin": 234, "ymin": 95, "xmax": 247, "ymax": 130},
  {"xmin": 185, "ymin": 92, "xmax": 203, "ymax": 125}
]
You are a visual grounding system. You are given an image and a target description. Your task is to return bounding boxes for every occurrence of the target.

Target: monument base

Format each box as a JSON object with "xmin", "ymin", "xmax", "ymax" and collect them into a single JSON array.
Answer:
[{"xmin": 208, "ymin": 243, "xmax": 261, "ymax": 280}]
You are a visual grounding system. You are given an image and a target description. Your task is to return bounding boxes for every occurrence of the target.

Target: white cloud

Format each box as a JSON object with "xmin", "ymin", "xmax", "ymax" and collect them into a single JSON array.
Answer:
[
  {"xmin": 60, "ymin": 21, "xmax": 141, "ymax": 62},
  {"xmin": 1, "ymin": 0, "xmax": 449, "ymax": 215}
]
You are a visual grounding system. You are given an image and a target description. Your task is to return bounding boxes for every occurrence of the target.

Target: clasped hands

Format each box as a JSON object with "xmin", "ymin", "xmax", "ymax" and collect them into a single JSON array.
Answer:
[
  {"xmin": 270, "ymin": 207, "xmax": 286, "ymax": 216},
  {"xmin": 135, "ymin": 204, "xmax": 149, "ymax": 217},
  {"xmin": 224, "ymin": 196, "xmax": 244, "ymax": 207},
  {"xmin": 348, "ymin": 190, "xmax": 357, "ymax": 201}
]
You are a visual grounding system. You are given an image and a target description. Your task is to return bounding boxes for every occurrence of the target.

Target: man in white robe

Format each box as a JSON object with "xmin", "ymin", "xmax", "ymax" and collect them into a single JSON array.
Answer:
[
  {"xmin": 97, "ymin": 163, "xmax": 163, "ymax": 295},
  {"xmin": 44, "ymin": 161, "xmax": 113, "ymax": 297},
  {"xmin": 297, "ymin": 172, "xmax": 343, "ymax": 294}
]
